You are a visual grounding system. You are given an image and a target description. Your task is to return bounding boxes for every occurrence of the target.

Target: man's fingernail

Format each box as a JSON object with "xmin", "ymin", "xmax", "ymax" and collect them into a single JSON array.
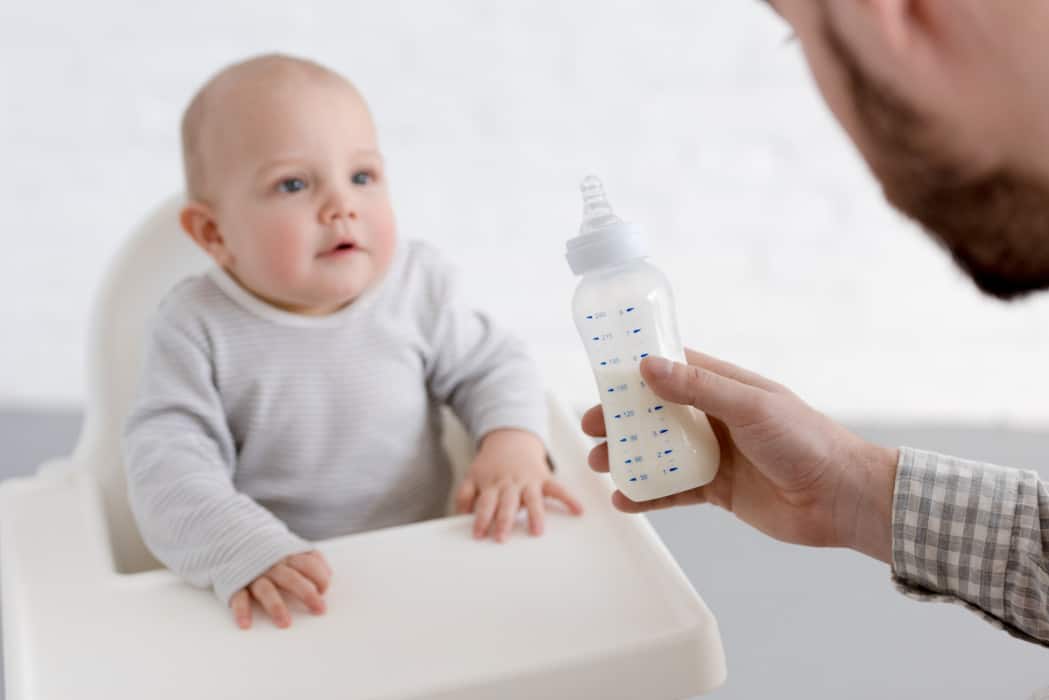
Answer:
[{"xmin": 645, "ymin": 356, "xmax": 672, "ymax": 378}]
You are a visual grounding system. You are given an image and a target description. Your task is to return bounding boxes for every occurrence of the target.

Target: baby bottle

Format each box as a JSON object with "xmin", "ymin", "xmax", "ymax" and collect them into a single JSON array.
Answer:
[{"xmin": 566, "ymin": 176, "xmax": 720, "ymax": 502}]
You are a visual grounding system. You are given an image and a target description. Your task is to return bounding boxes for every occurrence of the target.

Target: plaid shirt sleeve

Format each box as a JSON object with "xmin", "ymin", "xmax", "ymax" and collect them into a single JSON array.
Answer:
[{"xmin": 891, "ymin": 447, "xmax": 1049, "ymax": 646}]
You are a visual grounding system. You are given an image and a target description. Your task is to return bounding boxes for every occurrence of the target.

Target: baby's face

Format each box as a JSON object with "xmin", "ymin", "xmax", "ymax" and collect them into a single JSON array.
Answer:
[{"xmin": 199, "ymin": 76, "xmax": 396, "ymax": 315}]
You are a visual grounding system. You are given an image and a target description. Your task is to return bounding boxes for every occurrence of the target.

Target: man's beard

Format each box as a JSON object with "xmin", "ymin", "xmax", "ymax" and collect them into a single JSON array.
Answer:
[{"xmin": 824, "ymin": 20, "xmax": 1049, "ymax": 301}]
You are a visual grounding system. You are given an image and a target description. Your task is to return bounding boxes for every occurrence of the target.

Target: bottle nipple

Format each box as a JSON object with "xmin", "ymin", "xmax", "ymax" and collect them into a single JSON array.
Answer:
[
  {"xmin": 579, "ymin": 175, "xmax": 622, "ymax": 235},
  {"xmin": 566, "ymin": 174, "xmax": 647, "ymax": 275}
]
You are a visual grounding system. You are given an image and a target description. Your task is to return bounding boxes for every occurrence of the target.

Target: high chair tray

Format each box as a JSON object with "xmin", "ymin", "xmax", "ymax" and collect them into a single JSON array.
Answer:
[{"xmin": 1, "ymin": 401, "xmax": 725, "ymax": 699}]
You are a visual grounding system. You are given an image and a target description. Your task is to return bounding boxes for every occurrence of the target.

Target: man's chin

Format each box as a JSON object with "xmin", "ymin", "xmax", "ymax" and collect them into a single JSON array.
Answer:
[
  {"xmin": 949, "ymin": 250, "xmax": 1049, "ymax": 301},
  {"xmin": 885, "ymin": 175, "xmax": 1049, "ymax": 302}
]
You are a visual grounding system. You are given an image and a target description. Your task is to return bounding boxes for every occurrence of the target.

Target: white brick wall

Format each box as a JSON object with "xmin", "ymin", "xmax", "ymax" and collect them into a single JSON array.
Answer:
[{"xmin": 3, "ymin": 0, "xmax": 1049, "ymax": 424}]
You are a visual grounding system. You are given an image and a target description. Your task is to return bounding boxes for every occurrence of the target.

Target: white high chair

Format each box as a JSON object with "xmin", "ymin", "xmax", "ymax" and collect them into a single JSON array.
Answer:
[{"xmin": 0, "ymin": 196, "xmax": 726, "ymax": 699}]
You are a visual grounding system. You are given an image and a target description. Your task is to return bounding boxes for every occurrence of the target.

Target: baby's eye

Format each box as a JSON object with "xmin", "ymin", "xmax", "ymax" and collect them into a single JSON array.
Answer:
[
  {"xmin": 277, "ymin": 177, "xmax": 307, "ymax": 193},
  {"xmin": 351, "ymin": 170, "xmax": 374, "ymax": 186}
]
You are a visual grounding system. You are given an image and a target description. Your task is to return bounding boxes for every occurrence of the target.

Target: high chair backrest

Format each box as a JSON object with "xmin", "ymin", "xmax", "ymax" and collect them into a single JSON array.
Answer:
[{"xmin": 72, "ymin": 195, "xmax": 210, "ymax": 573}]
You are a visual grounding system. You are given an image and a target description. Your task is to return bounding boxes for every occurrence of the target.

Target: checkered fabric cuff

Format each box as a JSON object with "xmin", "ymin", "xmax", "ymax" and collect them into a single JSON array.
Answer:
[{"xmin": 890, "ymin": 447, "xmax": 1049, "ymax": 646}]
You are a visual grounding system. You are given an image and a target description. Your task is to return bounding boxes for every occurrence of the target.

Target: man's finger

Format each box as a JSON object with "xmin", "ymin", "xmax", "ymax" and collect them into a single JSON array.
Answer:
[
  {"xmin": 587, "ymin": 441, "xmax": 610, "ymax": 473},
  {"xmin": 230, "ymin": 589, "xmax": 253, "ymax": 630},
  {"xmin": 581, "ymin": 404, "xmax": 606, "ymax": 437},
  {"xmin": 641, "ymin": 356, "xmax": 767, "ymax": 427},
  {"xmin": 683, "ymin": 348, "xmax": 788, "ymax": 394},
  {"xmin": 611, "ymin": 487, "xmax": 708, "ymax": 513}
]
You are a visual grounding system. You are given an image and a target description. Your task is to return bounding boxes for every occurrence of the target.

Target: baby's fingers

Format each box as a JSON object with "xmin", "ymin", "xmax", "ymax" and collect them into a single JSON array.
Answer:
[
  {"xmin": 543, "ymin": 480, "xmax": 585, "ymax": 515},
  {"xmin": 455, "ymin": 478, "xmax": 478, "ymax": 515},
  {"xmin": 230, "ymin": 589, "xmax": 253, "ymax": 630},
  {"xmin": 473, "ymin": 488, "xmax": 499, "ymax": 539},
  {"xmin": 523, "ymin": 484, "xmax": 545, "ymax": 536},
  {"xmin": 288, "ymin": 551, "xmax": 332, "ymax": 595},
  {"xmin": 250, "ymin": 576, "xmax": 291, "ymax": 629},
  {"xmin": 270, "ymin": 564, "xmax": 326, "ymax": 615},
  {"xmin": 493, "ymin": 485, "xmax": 521, "ymax": 542}
]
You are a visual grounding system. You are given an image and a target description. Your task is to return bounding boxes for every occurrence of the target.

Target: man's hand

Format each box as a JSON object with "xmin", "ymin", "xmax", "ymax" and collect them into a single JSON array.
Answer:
[
  {"xmin": 229, "ymin": 550, "xmax": 332, "ymax": 630},
  {"xmin": 583, "ymin": 349, "xmax": 898, "ymax": 562}
]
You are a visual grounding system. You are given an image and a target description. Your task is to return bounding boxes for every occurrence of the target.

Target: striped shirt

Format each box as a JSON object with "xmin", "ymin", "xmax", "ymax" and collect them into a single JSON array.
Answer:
[{"xmin": 123, "ymin": 240, "xmax": 548, "ymax": 604}]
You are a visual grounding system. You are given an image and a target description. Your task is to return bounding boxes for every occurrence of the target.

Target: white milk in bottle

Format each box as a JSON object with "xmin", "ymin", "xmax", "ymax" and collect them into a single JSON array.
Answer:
[{"xmin": 566, "ymin": 176, "xmax": 720, "ymax": 501}]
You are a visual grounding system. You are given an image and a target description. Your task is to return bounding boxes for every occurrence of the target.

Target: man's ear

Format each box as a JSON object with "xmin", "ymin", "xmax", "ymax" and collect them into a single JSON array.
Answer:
[
  {"xmin": 856, "ymin": 0, "xmax": 951, "ymax": 58},
  {"xmin": 180, "ymin": 201, "xmax": 233, "ymax": 268},
  {"xmin": 834, "ymin": 0, "xmax": 951, "ymax": 93},
  {"xmin": 860, "ymin": 0, "xmax": 915, "ymax": 53}
]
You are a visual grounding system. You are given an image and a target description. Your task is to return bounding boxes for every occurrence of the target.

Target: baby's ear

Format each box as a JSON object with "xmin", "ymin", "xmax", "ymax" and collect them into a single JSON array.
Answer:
[{"xmin": 180, "ymin": 201, "xmax": 232, "ymax": 267}]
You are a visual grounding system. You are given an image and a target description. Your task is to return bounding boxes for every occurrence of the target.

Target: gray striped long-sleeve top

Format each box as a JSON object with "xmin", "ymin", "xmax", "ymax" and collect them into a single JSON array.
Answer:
[
  {"xmin": 892, "ymin": 447, "xmax": 1049, "ymax": 645},
  {"xmin": 122, "ymin": 239, "xmax": 548, "ymax": 605}
]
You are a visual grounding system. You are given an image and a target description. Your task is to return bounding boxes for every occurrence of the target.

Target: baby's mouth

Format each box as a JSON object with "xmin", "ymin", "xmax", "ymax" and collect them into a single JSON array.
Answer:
[{"xmin": 320, "ymin": 240, "xmax": 359, "ymax": 257}]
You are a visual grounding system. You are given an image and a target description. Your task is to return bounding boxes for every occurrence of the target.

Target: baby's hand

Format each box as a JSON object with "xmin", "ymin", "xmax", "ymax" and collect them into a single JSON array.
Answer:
[
  {"xmin": 229, "ymin": 550, "xmax": 332, "ymax": 630},
  {"xmin": 456, "ymin": 428, "xmax": 584, "ymax": 542}
]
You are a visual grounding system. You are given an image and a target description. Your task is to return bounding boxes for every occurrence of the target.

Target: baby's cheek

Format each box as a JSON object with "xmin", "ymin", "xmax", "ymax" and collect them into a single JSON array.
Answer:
[
  {"xmin": 266, "ymin": 234, "xmax": 312, "ymax": 283},
  {"xmin": 371, "ymin": 216, "xmax": 398, "ymax": 269}
]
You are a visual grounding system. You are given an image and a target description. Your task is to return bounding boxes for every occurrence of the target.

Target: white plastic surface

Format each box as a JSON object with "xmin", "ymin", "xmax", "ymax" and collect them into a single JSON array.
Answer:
[{"xmin": 0, "ymin": 195, "xmax": 726, "ymax": 699}]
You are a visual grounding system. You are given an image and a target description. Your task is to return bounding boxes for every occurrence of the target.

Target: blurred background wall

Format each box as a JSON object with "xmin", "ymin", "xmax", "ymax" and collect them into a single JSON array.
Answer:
[{"xmin": 3, "ymin": 0, "xmax": 1049, "ymax": 423}]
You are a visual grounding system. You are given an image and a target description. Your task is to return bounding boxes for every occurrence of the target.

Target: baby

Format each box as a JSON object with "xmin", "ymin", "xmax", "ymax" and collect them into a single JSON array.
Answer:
[{"xmin": 123, "ymin": 53, "xmax": 582, "ymax": 630}]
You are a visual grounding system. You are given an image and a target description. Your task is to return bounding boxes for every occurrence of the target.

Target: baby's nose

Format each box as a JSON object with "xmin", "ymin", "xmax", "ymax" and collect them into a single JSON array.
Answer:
[{"xmin": 321, "ymin": 194, "xmax": 358, "ymax": 222}]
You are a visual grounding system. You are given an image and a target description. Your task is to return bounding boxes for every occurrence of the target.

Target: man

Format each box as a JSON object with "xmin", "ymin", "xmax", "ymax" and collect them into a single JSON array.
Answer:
[{"xmin": 584, "ymin": 0, "xmax": 1049, "ymax": 645}]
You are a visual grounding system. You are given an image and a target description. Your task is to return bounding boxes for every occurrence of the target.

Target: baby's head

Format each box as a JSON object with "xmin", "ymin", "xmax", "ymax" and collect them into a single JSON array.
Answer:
[{"xmin": 179, "ymin": 54, "xmax": 396, "ymax": 315}]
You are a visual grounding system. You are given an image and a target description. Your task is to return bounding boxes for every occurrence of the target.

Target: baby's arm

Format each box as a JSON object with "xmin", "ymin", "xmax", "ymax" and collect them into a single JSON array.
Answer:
[
  {"xmin": 421, "ymin": 249, "xmax": 549, "ymax": 451},
  {"xmin": 420, "ymin": 248, "xmax": 583, "ymax": 539},
  {"xmin": 123, "ymin": 311, "xmax": 321, "ymax": 623}
]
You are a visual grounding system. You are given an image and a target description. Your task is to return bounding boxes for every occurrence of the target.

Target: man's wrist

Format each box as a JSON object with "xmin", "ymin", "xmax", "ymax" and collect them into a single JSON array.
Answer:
[{"xmin": 848, "ymin": 441, "xmax": 899, "ymax": 564}]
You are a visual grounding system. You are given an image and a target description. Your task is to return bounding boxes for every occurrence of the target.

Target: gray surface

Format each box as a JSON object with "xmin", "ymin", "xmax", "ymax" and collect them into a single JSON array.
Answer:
[
  {"xmin": 0, "ymin": 408, "xmax": 82, "ymax": 700},
  {"xmin": 2, "ymin": 413, "xmax": 1048, "ymax": 698},
  {"xmin": 648, "ymin": 424, "xmax": 1049, "ymax": 699}
]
